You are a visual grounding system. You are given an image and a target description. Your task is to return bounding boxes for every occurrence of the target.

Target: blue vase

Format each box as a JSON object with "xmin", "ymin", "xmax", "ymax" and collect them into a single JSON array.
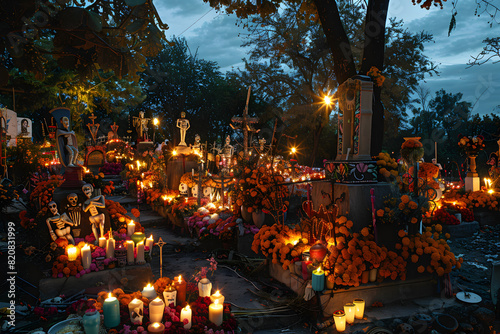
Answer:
[{"xmin": 82, "ymin": 310, "xmax": 100, "ymax": 334}]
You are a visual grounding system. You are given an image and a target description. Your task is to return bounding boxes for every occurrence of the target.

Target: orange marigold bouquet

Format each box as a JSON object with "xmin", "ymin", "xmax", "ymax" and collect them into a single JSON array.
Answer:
[
  {"xmin": 458, "ymin": 134, "xmax": 485, "ymax": 156},
  {"xmin": 443, "ymin": 189, "xmax": 500, "ymax": 211},
  {"xmin": 376, "ymin": 194, "xmax": 430, "ymax": 227},
  {"xmin": 400, "ymin": 138, "xmax": 424, "ymax": 165}
]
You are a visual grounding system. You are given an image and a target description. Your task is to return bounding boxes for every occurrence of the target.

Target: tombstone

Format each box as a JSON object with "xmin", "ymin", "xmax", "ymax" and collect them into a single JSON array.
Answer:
[
  {"xmin": 0, "ymin": 108, "xmax": 17, "ymax": 147},
  {"xmin": 86, "ymin": 148, "xmax": 106, "ymax": 174}
]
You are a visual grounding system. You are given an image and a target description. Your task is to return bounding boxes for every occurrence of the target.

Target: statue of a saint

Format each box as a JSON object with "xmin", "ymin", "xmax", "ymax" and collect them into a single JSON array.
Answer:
[
  {"xmin": 176, "ymin": 112, "xmax": 190, "ymax": 146},
  {"xmin": 82, "ymin": 183, "xmax": 106, "ymax": 239},
  {"xmin": 46, "ymin": 201, "xmax": 75, "ymax": 244},
  {"xmin": 133, "ymin": 111, "xmax": 150, "ymax": 141},
  {"xmin": 56, "ymin": 116, "xmax": 79, "ymax": 167},
  {"xmin": 222, "ymin": 135, "xmax": 233, "ymax": 167}
]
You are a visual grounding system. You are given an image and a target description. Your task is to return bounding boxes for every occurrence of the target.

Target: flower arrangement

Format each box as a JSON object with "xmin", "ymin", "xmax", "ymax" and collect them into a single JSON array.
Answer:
[
  {"xmin": 458, "ymin": 134, "xmax": 485, "ymax": 156},
  {"xmin": 375, "ymin": 152, "xmax": 399, "ymax": 180},
  {"xmin": 442, "ymin": 189, "xmax": 500, "ymax": 211},
  {"xmin": 376, "ymin": 194, "xmax": 430, "ymax": 227},
  {"xmin": 366, "ymin": 66, "xmax": 385, "ymax": 87},
  {"xmin": 400, "ymin": 138, "xmax": 424, "ymax": 165},
  {"xmin": 0, "ymin": 183, "xmax": 18, "ymax": 214},
  {"xmin": 83, "ymin": 171, "xmax": 106, "ymax": 190},
  {"xmin": 103, "ymin": 181, "xmax": 115, "ymax": 195},
  {"xmin": 432, "ymin": 208, "xmax": 460, "ymax": 225},
  {"xmin": 171, "ymin": 196, "xmax": 202, "ymax": 217},
  {"xmin": 100, "ymin": 162, "xmax": 123, "ymax": 175},
  {"xmin": 251, "ymin": 224, "xmax": 304, "ymax": 270},
  {"xmin": 30, "ymin": 174, "xmax": 64, "ymax": 213},
  {"xmin": 180, "ymin": 172, "xmax": 197, "ymax": 188},
  {"xmin": 193, "ymin": 257, "xmax": 218, "ymax": 282},
  {"xmin": 439, "ymin": 202, "xmax": 474, "ymax": 222}
]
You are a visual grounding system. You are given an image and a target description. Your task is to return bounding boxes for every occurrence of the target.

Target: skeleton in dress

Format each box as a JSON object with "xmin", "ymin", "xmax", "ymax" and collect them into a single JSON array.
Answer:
[
  {"xmin": 176, "ymin": 112, "xmax": 190, "ymax": 146},
  {"xmin": 82, "ymin": 184, "xmax": 106, "ymax": 239},
  {"xmin": 57, "ymin": 116, "xmax": 79, "ymax": 166},
  {"xmin": 221, "ymin": 135, "xmax": 233, "ymax": 167},
  {"xmin": 46, "ymin": 201, "xmax": 75, "ymax": 244}
]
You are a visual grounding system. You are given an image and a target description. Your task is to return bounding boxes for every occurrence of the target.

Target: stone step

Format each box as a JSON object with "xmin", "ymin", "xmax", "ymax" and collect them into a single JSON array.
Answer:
[{"xmin": 443, "ymin": 221, "xmax": 480, "ymax": 238}]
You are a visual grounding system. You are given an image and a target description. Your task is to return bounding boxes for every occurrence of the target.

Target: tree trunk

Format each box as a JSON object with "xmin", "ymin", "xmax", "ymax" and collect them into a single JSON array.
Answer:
[{"xmin": 360, "ymin": 0, "xmax": 390, "ymax": 156}]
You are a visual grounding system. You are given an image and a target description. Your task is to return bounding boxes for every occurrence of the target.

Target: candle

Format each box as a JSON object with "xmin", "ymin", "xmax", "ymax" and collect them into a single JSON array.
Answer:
[
  {"xmin": 174, "ymin": 275, "xmax": 187, "ymax": 305},
  {"xmin": 198, "ymin": 277, "xmax": 212, "ymax": 297},
  {"xmin": 103, "ymin": 293, "xmax": 120, "ymax": 328},
  {"xmin": 180, "ymin": 305, "xmax": 192, "ymax": 329},
  {"xmin": 125, "ymin": 240, "xmax": 134, "ymax": 264},
  {"xmin": 67, "ymin": 245, "xmax": 78, "ymax": 261},
  {"xmin": 145, "ymin": 234, "xmax": 154, "ymax": 254},
  {"xmin": 106, "ymin": 237, "xmax": 115, "ymax": 259},
  {"xmin": 149, "ymin": 297, "xmax": 165, "ymax": 323},
  {"xmin": 147, "ymin": 322, "xmax": 165, "ymax": 333},
  {"xmin": 209, "ymin": 299, "xmax": 223, "ymax": 326},
  {"xmin": 127, "ymin": 222, "xmax": 135, "ymax": 236},
  {"xmin": 81, "ymin": 244, "xmax": 92, "ymax": 270},
  {"xmin": 136, "ymin": 241, "xmax": 145, "ymax": 263},
  {"xmin": 192, "ymin": 168, "xmax": 195, "ymax": 177},
  {"xmin": 210, "ymin": 290, "xmax": 225, "ymax": 305},
  {"xmin": 333, "ymin": 310, "xmax": 346, "ymax": 332},
  {"xmin": 128, "ymin": 298, "xmax": 144, "ymax": 325},
  {"xmin": 344, "ymin": 303, "xmax": 355, "ymax": 324},
  {"xmin": 141, "ymin": 283, "xmax": 156, "ymax": 300},
  {"xmin": 353, "ymin": 299, "xmax": 365, "ymax": 319},
  {"xmin": 312, "ymin": 266, "xmax": 325, "ymax": 291},
  {"xmin": 163, "ymin": 284, "xmax": 177, "ymax": 307},
  {"xmin": 99, "ymin": 237, "xmax": 106, "ymax": 248}
]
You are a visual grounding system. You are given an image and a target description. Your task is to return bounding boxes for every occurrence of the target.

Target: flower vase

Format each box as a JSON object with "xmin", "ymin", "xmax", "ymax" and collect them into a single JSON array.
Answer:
[
  {"xmin": 82, "ymin": 309, "xmax": 100, "ymax": 334},
  {"xmin": 369, "ymin": 268, "xmax": 378, "ymax": 282},
  {"xmin": 468, "ymin": 155, "xmax": 478, "ymax": 175},
  {"xmin": 252, "ymin": 209, "xmax": 266, "ymax": 228},
  {"xmin": 241, "ymin": 206, "xmax": 252, "ymax": 223},
  {"xmin": 198, "ymin": 278, "xmax": 212, "ymax": 297},
  {"xmin": 361, "ymin": 271, "xmax": 369, "ymax": 284}
]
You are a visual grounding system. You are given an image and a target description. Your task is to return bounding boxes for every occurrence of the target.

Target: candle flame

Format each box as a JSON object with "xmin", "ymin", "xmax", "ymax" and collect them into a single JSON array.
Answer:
[
  {"xmin": 178, "ymin": 275, "xmax": 182, "ymax": 283},
  {"xmin": 185, "ymin": 305, "xmax": 191, "ymax": 311},
  {"xmin": 214, "ymin": 290, "xmax": 220, "ymax": 296},
  {"xmin": 108, "ymin": 293, "xmax": 112, "ymax": 299},
  {"xmin": 149, "ymin": 234, "xmax": 153, "ymax": 239},
  {"xmin": 214, "ymin": 299, "xmax": 219, "ymax": 305},
  {"xmin": 146, "ymin": 283, "xmax": 151, "ymax": 288},
  {"xmin": 153, "ymin": 323, "xmax": 160, "ymax": 328}
]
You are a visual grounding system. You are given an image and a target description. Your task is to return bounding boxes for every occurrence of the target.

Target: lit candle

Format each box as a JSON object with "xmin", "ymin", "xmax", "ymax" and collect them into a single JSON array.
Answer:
[
  {"xmin": 99, "ymin": 237, "xmax": 106, "ymax": 248},
  {"xmin": 147, "ymin": 322, "xmax": 165, "ymax": 333},
  {"xmin": 103, "ymin": 293, "xmax": 120, "ymax": 328},
  {"xmin": 67, "ymin": 245, "xmax": 78, "ymax": 262},
  {"xmin": 141, "ymin": 283, "xmax": 156, "ymax": 300},
  {"xmin": 210, "ymin": 290, "xmax": 225, "ymax": 305},
  {"xmin": 125, "ymin": 240, "xmax": 134, "ymax": 264},
  {"xmin": 81, "ymin": 244, "xmax": 92, "ymax": 270},
  {"xmin": 174, "ymin": 275, "xmax": 187, "ymax": 305},
  {"xmin": 344, "ymin": 302, "xmax": 355, "ymax": 324},
  {"xmin": 145, "ymin": 234, "xmax": 154, "ymax": 254},
  {"xmin": 180, "ymin": 305, "xmax": 192, "ymax": 329},
  {"xmin": 209, "ymin": 299, "xmax": 223, "ymax": 326},
  {"xmin": 333, "ymin": 310, "xmax": 346, "ymax": 332},
  {"xmin": 105, "ymin": 237, "xmax": 115, "ymax": 259},
  {"xmin": 127, "ymin": 222, "xmax": 135, "ymax": 237},
  {"xmin": 149, "ymin": 297, "xmax": 165, "ymax": 323},
  {"xmin": 353, "ymin": 299, "xmax": 365, "ymax": 319},
  {"xmin": 163, "ymin": 284, "xmax": 177, "ymax": 307},
  {"xmin": 128, "ymin": 298, "xmax": 144, "ymax": 325},
  {"xmin": 312, "ymin": 266, "xmax": 325, "ymax": 291},
  {"xmin": 136, "ymin": 241, "xmax": 145, "ymax": 263}
]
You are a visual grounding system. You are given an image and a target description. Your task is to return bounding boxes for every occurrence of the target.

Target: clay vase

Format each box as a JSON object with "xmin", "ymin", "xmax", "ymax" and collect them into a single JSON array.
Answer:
[
  {"xmin": 369, "ymin": 268, "xmax": 378, "ymax": 282},
  {"xmin": 361, "ymin": 271, "xmax": 369, "ymax": 284},
  {"xmin": 241, "ymin": 206, "xmax": 252, "ymax": 223},
  {"xmin": 252, "ymin": 209, "xmax": 266, "ymax": 228},
  {"xmin": 309, "ymin": 242, "xmax": 328, "ymax": 262}
]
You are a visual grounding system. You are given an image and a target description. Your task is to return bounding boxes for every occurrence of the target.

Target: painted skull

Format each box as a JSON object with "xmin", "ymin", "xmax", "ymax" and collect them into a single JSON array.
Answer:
[
  {"xmin": 139, "ymin": 111, "xmax": 145, "ymax": 118},
  {"xmin": 191, "ymin": 184, "xmax": 198, "ymax": 198},
  {"xmin": 61, "ymin": 116, "xmax": 69, "ymax": 130},
  {"xmin": 48, "ymin": 201, "xmax": 58, "ymax": 215},
  {"xmin": 82, "ymin": 184, "xmax": 93, "ymax": 198},
  {"xmin": 179, "ymin": 183, "xmax": 188, "ymax": 196},
  {"xmin": 203, "ymin": 187, "xmax": 212, "ymax": 198},
  {"xmin": 67, "ymin": 193, "xmax": 78, "ymax": 206}
]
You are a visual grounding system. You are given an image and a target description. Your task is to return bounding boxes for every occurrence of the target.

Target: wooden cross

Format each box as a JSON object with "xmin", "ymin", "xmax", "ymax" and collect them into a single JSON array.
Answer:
[
  {"xmin": 231, "ymin": 86, "xmax": 259, "ymax": 156},
  {"xmin": 86, "ymin": 113, "xmax": 99, "ymax": 143},
  {"xmin": 111, "ymin": 122, "xmax": 119, "ymax": 137},
  {"xmin": 156, "ymin": 237, "xmax": 166, "ymax": 277}
]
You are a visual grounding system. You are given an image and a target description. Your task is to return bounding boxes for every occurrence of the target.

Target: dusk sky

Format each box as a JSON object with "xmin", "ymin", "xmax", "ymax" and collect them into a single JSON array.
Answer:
[{"xmin": 156, "ymin": 0, "xmax": 499, "ymax": 115}]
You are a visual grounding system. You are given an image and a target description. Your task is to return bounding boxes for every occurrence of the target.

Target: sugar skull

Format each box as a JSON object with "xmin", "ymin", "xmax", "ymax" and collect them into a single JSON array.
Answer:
[
  {"xmin": 179, "ymin": 183, "xmax": 189, "ymax": 196},
  {"xmin": 203, "ymin": 186, "xmax": 212, "ymax": 198},
  {"xmin": 191, "ymin": 184, "xmax": 199, "ymax": 198},
  {"xmin": 67, "ymin": 193, "xmax": 78, "ymax": 206}
]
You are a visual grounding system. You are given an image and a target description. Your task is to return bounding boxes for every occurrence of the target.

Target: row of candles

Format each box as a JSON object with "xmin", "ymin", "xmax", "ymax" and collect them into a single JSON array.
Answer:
[
  {"xmin": 333, "ymin": 299, "xmax": 365, "ymax": 331},
  {"xmin": 102, "ymin": 276, "xmax": 226, "ymax": 331},
  {"xmin": 66, "ymin": 225, "xmax": 154, "ymax": 265}
]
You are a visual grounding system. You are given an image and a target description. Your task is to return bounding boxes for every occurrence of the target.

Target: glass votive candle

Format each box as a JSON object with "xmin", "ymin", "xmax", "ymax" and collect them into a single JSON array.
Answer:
[{"xmin": 333, "ymin": 310, "xmax": 346, "ymax": 331}]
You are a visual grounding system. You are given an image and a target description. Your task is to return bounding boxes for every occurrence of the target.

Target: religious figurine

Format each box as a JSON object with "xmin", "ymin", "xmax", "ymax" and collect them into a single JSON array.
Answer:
[
  {"xmin": 221, "ymin": 135, "xmax": 233, "ymax": 167},
  {"xmin": 133, "ymin": 111, "xmax": 150, "ymax": 141},
  {"xmin": 176, "ymin": 112, "xmax": 190, "ymax": 146},
  {"xmin": 191, "ymin": 134, "xmax": 201, "ymax": 154},
  {"xmin": 46, "ymin": 201, "xmax": 75, "ymax": 245},
  {"xmin": 82, "ymin": 183, "xmax": 106, "ymax": 240},
  {"xmin": 65, "ymin": 193, "xmax": 82, "ymax": 236},
  {"xmin": 56, "ymin": 116, "xmax": 79, "ymax": 167}
]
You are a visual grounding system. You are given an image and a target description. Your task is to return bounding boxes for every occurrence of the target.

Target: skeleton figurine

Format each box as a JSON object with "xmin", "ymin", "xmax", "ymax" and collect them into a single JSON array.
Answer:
[
  {"xmin": 179, "ymin": 183, "xmax": 189, "ymax": 197},
  {"xmin": 46, "ymin": 201, "xmax": 75, "ymax": 244},
  {"xmin": 82, "ymin": 183, "xmax": 106, "ymax": 240},
  {"xmin": 191, "ymin": 184, "xmax": 199, "ymax": 198},
  {"xmin": 65, "ymin": 193, "xmax": 82, "ymax": 237}
]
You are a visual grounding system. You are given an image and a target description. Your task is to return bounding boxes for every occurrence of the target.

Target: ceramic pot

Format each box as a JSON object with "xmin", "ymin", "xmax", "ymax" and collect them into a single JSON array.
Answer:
[
  {"xmin": 198, "ymin": 278, "xmax": 212, "ymax": 297},
  {"xmin": 369, "ymin": 268, "xmax": 378, "ymax": 282},
  {"xmin": 361, "ymin": 271, "xmax": 369, "ymax": 284},
  {"xmin": 241, "ymin": 206, "xmax": 252, "ymax": 223},
  {"xmin": 252, "ymin": 209, "xmax": 266, "ymax": 228},
  {"xmin": 309, "ymin": 242, "xmax": 328, "ymax": 262},
  {"xmin": 82, "ymin": 310, "xmax": 100, "ymax": 334}
]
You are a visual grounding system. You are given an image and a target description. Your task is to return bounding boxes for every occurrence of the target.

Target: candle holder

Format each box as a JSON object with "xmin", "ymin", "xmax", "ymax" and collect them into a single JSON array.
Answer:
[
  {"xmin": 131, "ymin": 232, "xmax": 146, "ymax": 245},
  {"xmin": 344, "ymin": 303, "xmax": 355, "ymax": 324},
  {"xmin": 115, "ymin": 247, "xmax": 127, "ymax": 267},
  {"xmin": 198, "ymin": 277, "xmax": 212, "ymax": 297},
  {"xmin": 353, "ymin": 298, "xmax": 365, "ymax": 319},
  {"xmin": 333, "ymin": 310, "xmax": 346, "ymax": 332}
]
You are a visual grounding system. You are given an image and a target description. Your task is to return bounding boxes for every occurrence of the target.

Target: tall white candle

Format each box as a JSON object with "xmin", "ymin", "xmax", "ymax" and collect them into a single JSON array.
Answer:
[
  {"xmin": 128, "ymin": 298, "xmax": 144, "ymax": 325},
  {"xmin": 127, "ymin": 222, "xmax": 135, "ymax": 237},
  {"xmin": 136, "ymin": 241, "xmax": 145, "ymax": 263},
  {"xmin": 163, "ymin": 285, "xmax": 177, "ymax": 307},
  {"xmin": 106, "ymin": 237, "xmax": 115, "ymax": 259},
  {"xmin": 180, "ymin": 305, "xmax": 192, "ymax": 330},
  {"xmin": 81, "ymin": 244, "xmax": 92, "ymax": 270},
  {"xmin": 125, "ymin": 240, "xmax": 134, "ymax": 264},
  {"xmin": 344, "ymin": 303, "xmax": 355, "ymax": 324},
  {"xmin": 145, "ymin": 235, "xmax": 154, "ymax": 254},
  {"xmin": 99, "ymin": 237, "xmax": 106, "ymax": 248},
  {"xmin": 149, "ymin": 297, "xmax": 165, "ymax": 323},
  {"xmin": 353, "ymin": 299, "xmax": 365, "ymax": 319},
  {"xmin": 209, "ymin": 299, "xmax": 223, "ymax": 326}
]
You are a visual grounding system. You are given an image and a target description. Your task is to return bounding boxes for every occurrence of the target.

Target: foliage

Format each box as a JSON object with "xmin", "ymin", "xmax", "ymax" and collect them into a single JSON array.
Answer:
[
  {"xmin": 375, "ymin": 152, "xmax": 399, "ymax": 180},
  {"xmin": 376, "ymin": 194, "xmax": 430, "ymax": 227},
  {"xmin": 458, "ymin": 134, "xmax": 485, "ymax": 156},
  {"xmin": 6, "ymin": 139, "xmax": 45, "ymax": 183},
  {"xmin": 0, "ymin": 183, "xmax": 18, "ymax": 213},
  {"xmin": 468, "ymin": 37, "xmax": 500, "ymax": 67}
]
